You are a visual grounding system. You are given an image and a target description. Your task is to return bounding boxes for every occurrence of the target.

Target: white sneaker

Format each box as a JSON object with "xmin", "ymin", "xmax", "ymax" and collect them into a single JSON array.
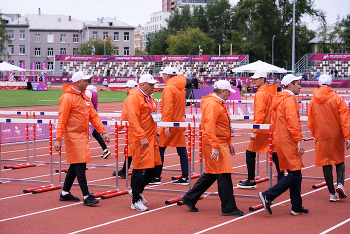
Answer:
[
  {"xmin": 131, "ymin": 199, "xmax": 148, "ymax": 211},
  {"xmin": 336, "ymin": 183, "xmax": 347, "ymax": 199},
  {"xmin": 128, "ymin": 189, "xmax": 147, "ymax": 204},
  {"xmin": 330, "ymin": 193, "xmax": 339, "ymax": 202}
]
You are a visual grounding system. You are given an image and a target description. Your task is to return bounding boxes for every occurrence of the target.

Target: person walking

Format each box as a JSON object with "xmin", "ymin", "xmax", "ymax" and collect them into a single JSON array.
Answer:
[
  {"xmin": 238, "ymin": 71, "xmax": 284, "ymax": 189},
  {"xmin": 258, "ymin": 74, "xmax": 308, "ymax": 216},
  {"xmin": 55, "ymin": 71, "xmax": 110, "ymax": 206},
  {"xmin": 181, "ymin": 80, "xmax": 244, "ymax": 216},
  {"xmin": 308, "ymin": 74, "xmax": 350, "ymax": 201}
]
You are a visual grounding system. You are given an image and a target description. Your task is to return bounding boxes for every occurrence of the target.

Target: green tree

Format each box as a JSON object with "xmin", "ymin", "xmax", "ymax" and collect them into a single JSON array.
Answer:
[
  {"xmin": 316, "ymin": 19, "xmax": 343, "ymax": 54},
  {"xmin": 166, "ymin": 27, "xmax": 215, "ymax": 55},
  {"xmin": 191, "ymin": 6, "xmax": 209, "ymax": 34},
  {"xmin": 222, "ymin": 30, "xmax": 247, "ymax": 55},
  {"xmin": 135, "ymin": 48, "xmax": 148, "ymax": 55},
  {"xmin": 341, "ymin": 12, "xmax": 350, "ymax": 52},
  {"xmin": 77, "ymin": 37, "xmax": 116, "ymax": 55},
  {"xmin": 167, "ymin": 7, "xmax": 182, "ymax": 32},
  {"xmin": 0, "ymin": 18, "xmax": 12, "ymax": 61},
  {"xmin": 146, "ymin": 28, "xmax": 174, "ymax": 55}
]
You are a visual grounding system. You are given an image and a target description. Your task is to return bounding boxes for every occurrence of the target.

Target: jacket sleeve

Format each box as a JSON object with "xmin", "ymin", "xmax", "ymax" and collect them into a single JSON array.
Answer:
[
  {"xmin": 307, "ymin": 100, "xmax": 315, "ymax": 138},
  {"xmin": 118, "ymin": 103, "xmax": 128, "ymax": 131},
  {"xmin": 203, "ymin": 102, "xmax": 220, "ymax": 149},
  {"xmin": 284, "ymin": 97, "xmax": 303, "ymax": 142},
  {"xmin": 337, "ymin": 96, "xmax": 350, "ymax": 139},
  {"xmin": 89, "ymin": 101, "xmax": 106, "ymax": 134},
  {"xmin": 161, "ymin": 86, "xmax": 174, "ymax": 122},
  {"xmin": 125, "ymin": 95, "xmax": 146, "ymax": 139},
  {"xmin": 56, "ymin": 95, "xmax": 72, "ymax": 141},
  {"xmin": 252, "ymin": 92, "xmax": 267, "ymax": 134}
]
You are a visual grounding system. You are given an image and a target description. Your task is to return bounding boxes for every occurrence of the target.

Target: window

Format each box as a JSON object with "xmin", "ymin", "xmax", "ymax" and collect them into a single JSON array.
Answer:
[
  {"xmin": 73, "ymin": 34, "xmax": 79, "ymax": 43},
  {"xmin": 8, "ymin": 30, "xmax": 14, "ymax": 40},
  {"xmin": 19, "ymin": 30, "xmax": 25, "ymax": 40},
  {"xmin": 8, "ymin": 45, "xmax": 14, "ymax": 55},
  {"xmin": 19, "ymin": 45, "xmax": 25, "ymax": 55},
  {"xmin": 124, "ymin": 47, "xmax": 129, "ymax": 55},
  {"xmin": 48, "ymin": 62, "xmax": 53, "ymax": 70},
  {"xmin": 73, "ymin": 48, "xmax": 78, "ymax": 55},
  {"xmin": 115, "ymin": 48, "xmax": 119, "ymax": 55},
  {"xmin": 124, "ymin": 32, "xmax": 129, "ymax": 41},
  {"xmin": 60, "ymin": 48, "xmax": 66, "ymax": 55},
  {"xmin": 34, "ymin": 34, "xmax": 41, "ymax": 43},
  {"xmin": 60, "ymin": 34, "xmax": 66, "ymax": 43},
  {"xmin": 60, "ymin": 62, "xmax": 64, "ymax": 71},
  {"xmin": 113, "ymin": 32, "xmax": 119, "ymax": 41},
  {"xmin": 47, "ymin": 48, "xmax": 54, "ymax": 57},
  {"xmin": 92, "ymin": 31, "xmax": 98, "ymax": 39},
  {"xmin": 36, "ymin": 62, "xmax": 41, "ymax": 70},
  {"xmin": 103, "ymin": 32, "xmax": 108, "ymax": 40},
  {"xmin": 34, "ymin": 48, "xmax": 41, "ymax": 57},
  {"xmin": 47, "ymin": 34, "xmax": 54, "ymax": 43}
]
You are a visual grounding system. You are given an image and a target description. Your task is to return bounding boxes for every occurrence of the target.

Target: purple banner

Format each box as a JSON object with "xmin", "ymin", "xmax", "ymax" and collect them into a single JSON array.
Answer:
[
  {"xmin": 31, "ymin": 82, "xmax": 48, "ymax": 91},
  {"xmin": 31, "ymin": 61, "xmax": 36, "ymax": 77},
  {"xmin": 41, "ymin": 61, "xmax": 47, "ymax": 82},
  {"xmin": 301, "ymin": 79, "xmax": 350, "ymax": 88},
  {"xmin": 20, "ymin": 61, "xmax": 25, "ymax": 81},
  {"xmin": 308, "ymin": 54, "xmax": 350, "ymax": 61},
  {"xmin": 55, "ymin": 55, "xmax": 248, "ymax": 63}
]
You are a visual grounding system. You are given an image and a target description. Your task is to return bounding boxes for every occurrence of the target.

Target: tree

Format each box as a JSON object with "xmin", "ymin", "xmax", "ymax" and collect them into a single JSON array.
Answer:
[
  {"xmin": 222, "ymin": 30, "xmax": 248, "ymax": 55},
  {"xmin": 341, "ymin": 12, "xmax": 350, "ymax": 52},
  {"xmin": 191, "ymin": 6, "xmax": 209, "ymax": 34},
  {"xmin": 146, "ymin": 28, "xmax": 174, "ymax": 55},
  {"xmin": 135, "ymin": 48, "xmax": 148, "ymax": 55},
  {"xmin": 167, "ymin": 7, "xmax": 182, "ymax": 32},
  {"xmin": 166, "ymin": 27, "xmax": 215, "ymax": 55},
  {"xmin": 0, "ymin": 18, "xmax": 12, "ymax": 61},
  {"xmin": 77, "ymin": 37, "xmax": 116, "ymax": 55}
]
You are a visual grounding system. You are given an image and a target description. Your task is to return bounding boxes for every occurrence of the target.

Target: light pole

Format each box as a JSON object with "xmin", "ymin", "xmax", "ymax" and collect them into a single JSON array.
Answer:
[
  {"xmin": 103, "ymin": 39, "xmax": 106, "ymax": 55},
  {"xmin": 199, "ymin": 45, "xmax": 203, "ymax": 66},
  {"xmin": 272, "ymin": 35, "xmax": 275, "ymax": 65},
  {"xmin": 284, "ymin": 60, "xmax": 287, "ymax": 69},
  {"xmin": 218, "ymin": 44, "xmax": 221, "ymax": 56},
  {"xmin": 292, "ymin": 0, "xmax": 296, "ymax": 73}
]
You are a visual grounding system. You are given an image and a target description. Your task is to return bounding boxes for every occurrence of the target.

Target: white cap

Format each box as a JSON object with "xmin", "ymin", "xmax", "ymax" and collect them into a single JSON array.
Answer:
[
  {"xmin": 281, "ymin": 74, "xmax": 302, "ymax": 86},
  {"xmin": 159, "ymin": 67, "xmax": 177, "ymax": 75},
  {"xmin": 318, "ymin": 74, "xmax": 332, "ymax": 86},
  {"xmin": 139, "ymin": 74, "xmax": 158, "ymax": 84},
  {"xmin": 251, "ymin": 71, "xmax": 268, "ymax": 79},
  {"xmin": 125, "ymin": 80, "xmax": 138, "ymax": 88},
  {"xmin": 213, "ymin": 80, "xmax": 236, "ymax": 93},
  {"xmin": 71, "ymin": 71, "xmax": 91, "ymax": 83}
]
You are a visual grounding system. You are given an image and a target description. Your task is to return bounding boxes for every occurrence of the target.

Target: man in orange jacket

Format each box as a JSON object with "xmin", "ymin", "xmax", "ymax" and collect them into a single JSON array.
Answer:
[
  {"xmin": 150, "ymin": 67, "xmax": 189, "ymax": 185},
  {"xmin": 238, "ymin": 71, "xmax": 284, "ymax": 189},
  {"xmin": 126, "ymin": 74, "xmax": 162, "ymax": 211},
  {"xmin": 55, "ymin": 71, "xmax": 110, "ymax": 206},
  {"xmin": 181, "ymin": 80, "xmax": 244, "ymax": 216},
  {"xmin": 259, "ymin": 74, "xmax": 308, "ymax": 216},
  {"xmin": 308, "ymin": 74, "xmax": 350, "ymax": 201}
]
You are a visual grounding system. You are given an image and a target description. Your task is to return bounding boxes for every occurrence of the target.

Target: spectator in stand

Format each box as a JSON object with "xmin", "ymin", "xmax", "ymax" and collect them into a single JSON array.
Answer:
[
  {"xmin": 308, "ymin": 74, "xmax": 350, "ymax": 202},
  {"xmin": 236, "ymin": 78, "xmax": 243, "ymax": 92},
  {"xmin": 103, "ymin": 78, "xmax": 108, "ymax": 89}
]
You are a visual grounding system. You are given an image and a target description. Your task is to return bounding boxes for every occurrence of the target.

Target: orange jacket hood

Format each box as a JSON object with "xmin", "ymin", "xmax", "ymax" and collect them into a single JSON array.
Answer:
[
  {"xmin": 312, "ymin": 86, "xmax": 335, "ymax": 104},
  {"xmin": 201, "ymin": 93, "xmax": 222, "ymax": 107},
  {"xmin": 258, "ymin": 84, "xmax": 277, "ymax": 98},
  {"xmin": 166, "ymin": 74, "xmax": 186, "ymax": 90},
  {"xmin": 271, "ymin": 91, "xmax": 292, "ymax": 111}
]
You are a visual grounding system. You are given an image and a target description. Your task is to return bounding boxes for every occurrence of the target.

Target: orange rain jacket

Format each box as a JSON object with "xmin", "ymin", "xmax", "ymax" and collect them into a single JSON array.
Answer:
[
  {"xmin": 270, "ymin": 91, "xmax": 304, "ymax": 171},
  {"xmin": 159, "ymin": 75, "xmax": 187, "ymax": 147},
  {"xmin": 308, "ymin": 86, "xmax": 350, "ymax": 166},
  {"xmin": 201, "ymin": 94, "xmax": 233, "ymax": 174},
  {"xmin": 247, "ymin": 84, "xmax": 277, "ymax": 153},
  {"xmin": 56, "ymin": 87, "xmax": 106, "ymax": 164},
  {"xmin": 118, "ymin": 100, "xmax": 133, "ymax": 157},
  {"xmin": 125, "ymin": 89, "xmax": 161, "ymax": 169}
]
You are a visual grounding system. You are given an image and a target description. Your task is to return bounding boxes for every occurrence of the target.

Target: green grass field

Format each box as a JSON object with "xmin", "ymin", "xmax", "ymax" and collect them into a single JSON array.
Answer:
[{"xmin": 0, "ymin": 89, "xmax": 163, "ymax": 108}]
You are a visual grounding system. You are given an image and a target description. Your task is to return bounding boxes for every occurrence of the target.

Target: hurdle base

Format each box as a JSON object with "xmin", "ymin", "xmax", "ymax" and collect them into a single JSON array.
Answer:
[
  {"xmin": 4, "ymin": 163, "xmax": 27, "ymax": 169},
  {"xmin": 93, "ymin": 189, "xmax": 120, "ymax": 198},
  {"xmin": 171, "ymin": 173, "xmax": 199, "ymax": 180},
  {"xmin": 12, "ymin": 163, "xmax": 36, "ymax": 169},
  {"xmin": 23, "ymin": 185, "xmax": 52, "ymax": 193},
  {"xmin": 32, "ymin": 185, "xmax": 61, "ymax": 194},
  {"xmin": 312, "ymin": 182, "xmax": 327, "ymax": 189},
  {"xmin": 101, "ymin": 190, "xmax": 128, "ymax": 199}
]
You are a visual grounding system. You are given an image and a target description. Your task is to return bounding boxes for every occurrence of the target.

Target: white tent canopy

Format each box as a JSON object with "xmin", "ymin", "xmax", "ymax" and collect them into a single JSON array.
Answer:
[
  {"xmin": 232, "ymin": 60, "xmax": 287, "ymax": 73},
  {"xmin": 0, "ymin": 61, "xmax": 26, "ymax": 72}
]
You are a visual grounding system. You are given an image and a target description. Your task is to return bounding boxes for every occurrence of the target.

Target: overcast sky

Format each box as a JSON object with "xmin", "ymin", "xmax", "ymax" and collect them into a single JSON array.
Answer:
[{"xmin": 1, "ymin": 0, "xmax": 349, "ymax": 30}]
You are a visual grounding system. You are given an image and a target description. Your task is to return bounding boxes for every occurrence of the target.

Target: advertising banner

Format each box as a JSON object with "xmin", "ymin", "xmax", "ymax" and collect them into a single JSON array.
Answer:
[{"xmin": 308, "ymin": 54, "xmax": 350, "ymax": 61}]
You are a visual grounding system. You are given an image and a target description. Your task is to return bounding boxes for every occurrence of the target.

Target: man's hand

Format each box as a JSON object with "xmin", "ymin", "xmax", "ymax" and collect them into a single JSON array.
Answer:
[
  {"xmin": 297, "ymin": 141, "xmax": 305, "ymax": 155},
  {"xmin": 250, "ymin": 133, "xmax": 257, "ymax": 140},
  {"xmin": 346, "ymin": 139, "xmax": 350, "ymax": 150},
  {"xmin": 229, "ymin": 142, "xmax": 235, "ymax": 156},
  {"xmin": 210, "ymin": 148, "xmax": 219, "ymax": 161},
  {"xmin": 141, "ymin": 137, "xmax": 149, "ymax": 148},
  {"xmin": 102, "ymin": 133, "xmax": 110, "ymax": 144},
  {"xmin": 54, "ymin": 140, "xmax": 62, "ymax": 152},
  {"xmin": 165, "ymin": 127, "xmax": 171, "ymax": 137}
]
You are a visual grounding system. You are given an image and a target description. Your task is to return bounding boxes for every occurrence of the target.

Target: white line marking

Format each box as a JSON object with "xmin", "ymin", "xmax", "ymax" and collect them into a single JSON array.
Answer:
[{"xmin": 319, "ymin": 218, "xmax": 350, "ymax": 234}]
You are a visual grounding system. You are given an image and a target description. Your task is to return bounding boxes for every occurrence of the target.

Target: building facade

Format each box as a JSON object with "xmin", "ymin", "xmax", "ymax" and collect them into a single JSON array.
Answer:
[{"xmin": 162, "ymin": 0, "xmax": 217, "ymax": 12}]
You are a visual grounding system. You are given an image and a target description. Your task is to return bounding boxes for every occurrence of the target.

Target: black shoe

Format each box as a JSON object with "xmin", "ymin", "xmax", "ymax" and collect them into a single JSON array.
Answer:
[
  {"xmin": 101, "ymin": 150, "xmax": 111, "ymax": 159},
  {"xmin": 291, "ymin": 208, "xmax": 309, "ymax": 216},
  {"xmin": 221, "ymin": 209, "xmax": 244, "ymax": 216},
  {"xmin": 258, "ymin": 192, "xmax": 272, "ymax": 215},
  {"xmin": 118, "ymin": 170, "xmax": 126, "ymax": 179},
  {"xmin": 173, "ymin": 178, "xmax": 189, "ymax": 185},
  {"xmin": 149, "ymin": 177, "xmax": 162, "ymax": 185},
  {"xmin": 181, "ymin": 197, "xmax": 198, "ymax": 212},
  {"xmin": 237, "ymin": 179, "xmax": 257, "ymax": 189},
  {"xmin": 112, "ymin": 171, "xmax": 116, "ymax": 176},
  {"xmin": 83, "ymin": 195, "xmax": 99, "ymax": 206},
  {"xmin": 59, "ymin": 192, "xmax": 80, "ymax": 202}
]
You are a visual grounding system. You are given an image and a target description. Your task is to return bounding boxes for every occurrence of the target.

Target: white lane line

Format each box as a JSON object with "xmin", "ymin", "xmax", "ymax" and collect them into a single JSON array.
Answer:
[
  {"xmin": 319, "ymin": 218, "xmax": 350, "ymax": 234},
  {"xmin": 0, "ymin": 193, "xmax": 31, "ymax": 201}
]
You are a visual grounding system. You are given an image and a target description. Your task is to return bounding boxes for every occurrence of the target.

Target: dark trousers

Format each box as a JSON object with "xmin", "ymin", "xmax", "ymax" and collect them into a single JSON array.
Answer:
[
  {"xmin": 131, "ymin": 165, "xmax": 162, "ymax": 203},
  {"xmin": 63, "ymin": 163, "xmax": 89, "ymax": 196},
  {"xmin": 92, "ymin": 129, "xmax": 107, "ymax": 151},
  {"xmin": 264, "ymin": 170, "xmax": 302, "ymax": 212},
  {"xmin": 156, "ymin": 146, "xmax": 189, "ymax": 179},
  {"xmin": 322, "ymin": 162, "xmax": 345, "ymax": 194},
  {"xmin": 183, "ymin": 173, "xmax": 238, "ymax": 213},
  {"xmin": 246, "ymin": 150, "xmax": 284, "ymax": 181},
  {"xmin": 120, "ymin": 157, "xmax": 133, "ymax": 173}
]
